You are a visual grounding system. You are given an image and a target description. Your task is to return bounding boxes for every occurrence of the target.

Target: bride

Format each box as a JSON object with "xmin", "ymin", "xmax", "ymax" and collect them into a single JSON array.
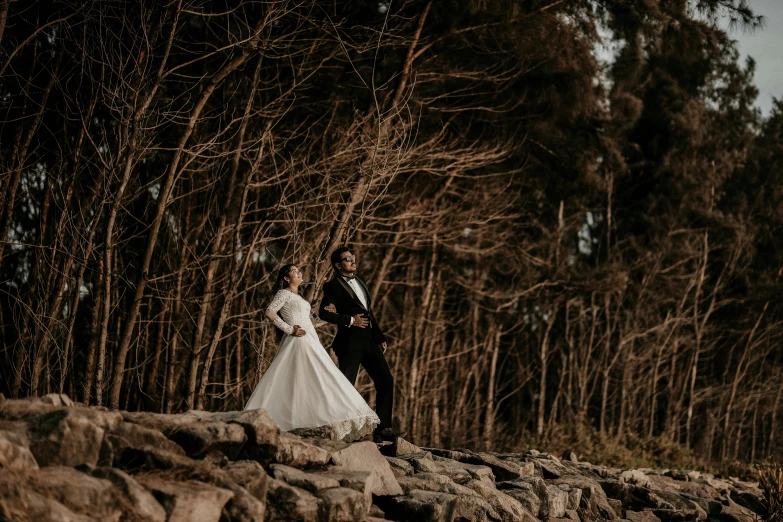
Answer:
[{"xmin": 244, "ymin": 263, "xmax": 379, "ymax": 441}]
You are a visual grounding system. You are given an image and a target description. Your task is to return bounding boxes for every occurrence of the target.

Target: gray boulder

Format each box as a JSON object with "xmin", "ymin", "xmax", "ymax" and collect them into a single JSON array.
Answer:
[
  {"xmin": 459, "ymin": 451, "xmax": 531, "ymax": 481},
  {"xmin": 138, "ymin": 474, "xmax": 234, "ymax": 522},
  {"xmin": 265, "ymin": 477, "xmax": 320, "ymax": 522},
  {"xmin": 274, "ymin": 432, "xmax": 330, "ymax": 467},
  {"xmin": 271, "ymin": 463, "xmax": 341, "ymax": 493},
  {"xmin": 188, "ymin": 409, "xmax": 280, "ymax": 463},
  {"xmin": 378, "ymin": 489, "xmax": 499, "ymax": 522},
  {"xmin": 553, "ymin": 474, "xmax": 619, "ymax": 520},
  {"xmin": 23, "ymin": 409, "xmax": 109, "ymax": 467},
  {"xmin": 385, "ymin": 455, "xmax": 415, "ymax": 477},
  {"xmin": 224, "ymin": 459, "xmax": 269, "ymax": 500},
  {"xmin": 317, "ymin": 487, "xmax": 369, "ymax": 521},
  {"xmin": 626, "ymin": 510, "xmax": 662, "ymax": 522},
  {"xmin": 466, "ymin": 478, "xmax": 539, "ymax": 522},
  {"xmin": 0, "ymin": 475, "xmax": 96, "ymax": 522},
  {"xmin": 309, "ymin": 439, "xmax": 403, "ymax": 496},
  {"xmin": 312, "ymin": 466, "xmax": 378, "ymax": 511},
  {"xmin": 1, "ymin": 466, "xmax": 129, "ymax": 521},
  {"xmin": 90, "ymin": 467, "xmax": 167, "ymax": 522},
  {"xmin": 0, "ymin": 428, "xmax": 38, "ymax": 470},
  {"xmin": 379, "ymin": 437, "xmax": 422, "ymax": 457},
  {"xmin": 104, "ymin": 421, "xmax": 186, "ymax": 465}
]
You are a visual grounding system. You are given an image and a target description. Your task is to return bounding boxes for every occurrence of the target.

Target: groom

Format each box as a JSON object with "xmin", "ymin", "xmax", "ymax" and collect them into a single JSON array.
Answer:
[{"xmin": 319, "ymin": 247, "xmax": 399, "ymax": 442}]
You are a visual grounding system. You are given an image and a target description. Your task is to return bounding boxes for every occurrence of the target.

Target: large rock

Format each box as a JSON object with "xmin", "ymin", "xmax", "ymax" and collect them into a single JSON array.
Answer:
[
  {"xmin": 289, "ymin": 425, "xmax": 336, "ymax": 440},
  {"xmin": 385, "ymin": 455, "xmax": 415, "ymax": 477},
  {"xmin": 378, "ymin": 489, "xmax": 498, "ymax": 522},
  {"xmin": 123, "ymin": 411, "xmax": 249, "ymax": 459},
  {"xmin": 677, "ymin": 480, "xmax": 721, "ymax": 500},
  {"xmin": 602, "ymin": 479, "xmax": 706, "ymax": 521},
  {"xmin": 543, "ymin": 484, "xmax": 569, "ymax": 518},
  {"xmin": 90, "ymin": 467, "xmax": 167, "ymax": 522},
  {"xmin": 188, "ymin": 409, "xmax": 280, "ymax": 462},
  {"xmin": 377, "ymin": 489, "xmax": 458, "ymax": 521},
  {"xmin": 274, "ymin": 432, "xmax": 330, "ymax": 467},
  {"xmin": 558, "ymin": 484, "xmax": 583, "ymax": 510},
  {"xmin": 459, "ymin": 451, "xmax": 530, "ymax": 481},
  {"xmin": 466, "ymin": 478, "xmax": 539, "ymax": 522},
  {"xmin": 553, "ymin": 475, "xmax": 619, "ymax": 520},
  {"xmin": 626, "ymin": 510, "xmax": 663, "ymax": 522},
  {"xmin": 0, "ymin": 475, "xmax": 95, "ymax": 522},
  {"xmin": 433, "ymin": 455, "xmax": 495, "ymax": 485},
  {"xmin": 397, "ymin": 472, "xmax": 486, "ymax": 501},
  {"xmin": 620, "ymin": 470, "xmax": 654, "ymax": 489},
  {"xmin": 501, "ymin": 476, "xmax": 566, "ymax": 519},
  {"xmin": 409, "ymin": 454, "xmax": 449, "ymax": 474},
  {"xmin": 717, "ymin": 497, "xmax": 758, "ymax": 522},
  {"xmin": 139, "ymin": 475, "xmax": 234, "ymax": 522},
  {"xmin": 0, "ymin": 396, "xmax": 65, "ymax": 420},
  {"xmin": 104, "ymin": 421, "xmax": 186, "ymax": 464},
  {"xmin": 19, "ymin": 409, "xmax": 109, "ymax": 467},
  {"xmin": 313, "ymin": 467, "xmax": 378, "ymax": 511},
  {"xmin": 310, "ymin": 439, "xmax": 403, "ymax": 496},
  {"xmin": 379, "ymin": 437, "xmax": 422, "ymax": 457},
  {"xmin": 224, "ymin": 460, "xmax": 269, "ymax": 501},
  {"xmin": 116, "ymin": 449, "xmax": 264, "ymax": 522},
  {"xmin": 498, "ymin": 479, "xmax": 542, "ymax": 517},
  {"xmin": 532, "ymin": 457, "xmax": 572, "ymax": 479},
  {"xmin": 649, "ymin": 492, "xmax": 706, "ymax": 522},
  {"xmin": 222, "ymin": 483, "xmax": 267, "ymax": 522},
  {"xmin": 1, "ymin": 466, "xmax": 129, "ymax": 521},
  {"xmin": 171, "ymin": 421, "xmax": 247, "ymax": 459},
  {"xmin": 110, "ymin": 421, "xmax": 186, "ymax": 452},
  {"xmin": 265, "ymin": 478, "xmax": 319, "ymax": 522},
  {"xmin": 114, "ymin": 444, "xmax": 211, "ymax": 474},
  {"xmin": 730, "ymin": 490, "xmax": 766, "ymax": 516},
  {"xmin": 0, "ymin": 428, "xmax": 38, "ymax": 470},
  {"xmin": 271, "ymin": 463, "xmax": 341, "ymax": 493},
  {"xmin": 317, "ymin": 487, "xmax": 369, "ymax": 521}
]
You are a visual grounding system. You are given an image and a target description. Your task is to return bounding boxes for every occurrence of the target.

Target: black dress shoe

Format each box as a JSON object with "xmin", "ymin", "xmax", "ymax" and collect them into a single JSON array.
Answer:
[{"xmin": 373, "ymin": 427, "xmax": 406, "ymax": 443}]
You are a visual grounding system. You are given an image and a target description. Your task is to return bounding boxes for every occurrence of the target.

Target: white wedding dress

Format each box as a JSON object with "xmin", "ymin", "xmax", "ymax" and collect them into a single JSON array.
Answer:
[{"xmin": 244, "ymin": 289, "xmax": 379, "ymax": 441}]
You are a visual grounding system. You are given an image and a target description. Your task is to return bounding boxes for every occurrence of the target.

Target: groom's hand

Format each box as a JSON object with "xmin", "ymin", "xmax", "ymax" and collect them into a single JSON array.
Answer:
[{"xmin": 352, "ymin": 314, "xmax": 368, "ymax": 328}]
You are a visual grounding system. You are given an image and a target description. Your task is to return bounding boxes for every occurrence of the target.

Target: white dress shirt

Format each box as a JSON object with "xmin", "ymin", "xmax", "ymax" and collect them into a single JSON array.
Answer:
[
  {"xmin": 345, "ymin": 276, "xmax": 369, "ymax": 309},
  {"xmin": 344, "ymin": 275, "xmax": 368, "ymax": 327}
]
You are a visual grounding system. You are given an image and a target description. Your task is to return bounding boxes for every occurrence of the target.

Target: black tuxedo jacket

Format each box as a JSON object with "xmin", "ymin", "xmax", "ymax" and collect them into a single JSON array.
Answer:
[{"xmin": 319, "ymin": 275, "xmax": 386, "ymax": 354}]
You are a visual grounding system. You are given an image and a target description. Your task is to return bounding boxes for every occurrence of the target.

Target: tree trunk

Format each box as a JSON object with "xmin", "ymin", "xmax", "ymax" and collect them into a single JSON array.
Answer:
[{"xmin": 109, "ymin": 23, "xmax": 265, "ymax": 409}]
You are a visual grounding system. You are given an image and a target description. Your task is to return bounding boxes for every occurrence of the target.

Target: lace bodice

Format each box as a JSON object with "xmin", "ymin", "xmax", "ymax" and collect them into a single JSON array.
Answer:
[{"xmin": 266, "ymin": 290, "xmax": 326, "ymax": 336}]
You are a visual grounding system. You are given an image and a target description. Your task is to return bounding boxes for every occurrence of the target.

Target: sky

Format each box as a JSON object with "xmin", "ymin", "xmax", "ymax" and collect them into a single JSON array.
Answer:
[{"xmin": 732, "ymin": 0, "xmax": 783, "ymax": 116}]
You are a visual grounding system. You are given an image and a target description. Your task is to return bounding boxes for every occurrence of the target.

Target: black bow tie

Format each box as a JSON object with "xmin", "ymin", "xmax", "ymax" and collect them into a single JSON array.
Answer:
[{"xmin": 343, "ymin": 275, "xmax": 356, "ymax": 281}]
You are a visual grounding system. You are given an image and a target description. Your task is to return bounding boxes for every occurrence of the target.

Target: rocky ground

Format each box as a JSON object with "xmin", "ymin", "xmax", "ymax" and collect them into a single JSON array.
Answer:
[{"xmin": 0, "ymin": 393, "xmax": 766, "ymax": 522}]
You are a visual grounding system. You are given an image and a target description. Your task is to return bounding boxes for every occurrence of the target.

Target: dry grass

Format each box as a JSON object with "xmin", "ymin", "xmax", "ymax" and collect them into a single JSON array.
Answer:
[
  {"xmin": 517, "ymin": 424, "xmax": 707, "ymax": 472},
  {"xmin": 758, "ymin": 462, "xmax": 783, "ymax": 522}
]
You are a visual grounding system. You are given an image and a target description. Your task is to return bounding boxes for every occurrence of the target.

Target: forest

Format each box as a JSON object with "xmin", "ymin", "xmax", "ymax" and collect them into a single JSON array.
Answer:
[{"xmin": 0, "ymin": 0, "xmax": 781, "ymax": 466}]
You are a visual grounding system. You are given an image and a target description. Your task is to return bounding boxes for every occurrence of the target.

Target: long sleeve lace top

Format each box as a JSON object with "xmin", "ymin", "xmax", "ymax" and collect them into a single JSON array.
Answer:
[{"xmin": 266, "ymin": 289, "xmax": 326, "ymax": 336}]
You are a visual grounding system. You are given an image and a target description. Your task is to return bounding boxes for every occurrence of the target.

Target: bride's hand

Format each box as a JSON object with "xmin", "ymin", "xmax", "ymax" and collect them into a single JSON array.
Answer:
[
  {"xmin": 292, "ymin": 325, "xmax": 306, "ymax": 337},
  {"xmin": 324, "ymin": 303, "xmax": 336, "ymax": 313}
]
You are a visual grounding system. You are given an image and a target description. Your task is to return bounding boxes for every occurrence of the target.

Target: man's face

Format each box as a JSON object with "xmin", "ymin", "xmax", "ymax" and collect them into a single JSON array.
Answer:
[{"xmin": 338, "ymin": 251, "xmax": 357, "ymax": 274}]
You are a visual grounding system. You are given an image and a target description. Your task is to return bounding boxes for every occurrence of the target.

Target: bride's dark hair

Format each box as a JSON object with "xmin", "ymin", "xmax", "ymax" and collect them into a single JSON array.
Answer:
[{"xmin": 275, "ymin": 264, "xmax": 297, "ymax": 290}]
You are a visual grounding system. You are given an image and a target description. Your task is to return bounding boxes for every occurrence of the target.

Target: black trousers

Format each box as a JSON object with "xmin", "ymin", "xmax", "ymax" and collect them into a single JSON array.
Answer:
[{"xmin": 337, "ymin": 344, "xmax": 394, "ymax": 430}]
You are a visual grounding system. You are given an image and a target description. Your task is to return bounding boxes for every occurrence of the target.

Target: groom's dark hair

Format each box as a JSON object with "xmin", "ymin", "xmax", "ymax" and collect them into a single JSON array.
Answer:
[{"xmin": 330, "ymin": 246, "xmax": 352, "ymax": 270}]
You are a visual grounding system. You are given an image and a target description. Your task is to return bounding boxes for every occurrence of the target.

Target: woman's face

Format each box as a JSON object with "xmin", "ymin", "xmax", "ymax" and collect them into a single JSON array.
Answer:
[{"xmin": 286, "ymin": 265, "xmax": 303, "ymax": 286}]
